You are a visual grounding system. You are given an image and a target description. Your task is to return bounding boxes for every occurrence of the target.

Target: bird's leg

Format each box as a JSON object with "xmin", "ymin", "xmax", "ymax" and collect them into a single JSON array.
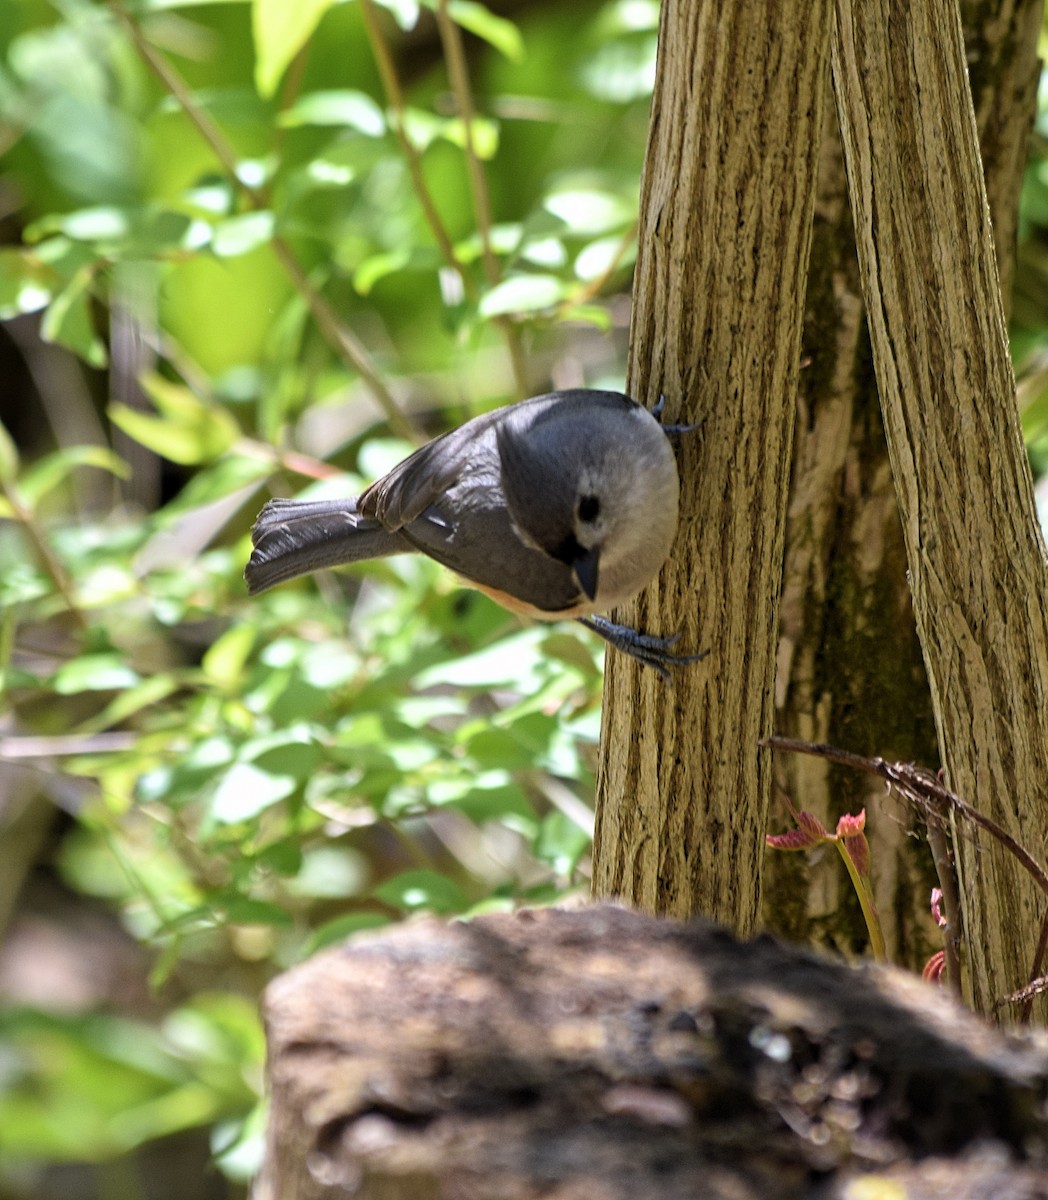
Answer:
[{"xmin": 578, "ymin": 615, "xmax": 707, "ymax": 682}]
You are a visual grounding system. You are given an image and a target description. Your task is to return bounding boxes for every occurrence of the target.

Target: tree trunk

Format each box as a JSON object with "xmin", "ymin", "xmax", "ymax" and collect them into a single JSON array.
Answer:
[
  {"xmin": 592, "ymin": 2, "xmax": 831, "ymax": 930},
  {"xmin": 766, "ymin": 0, "xmax": 1041, "ymax": 967},
  {"xmin": 831, "ymin": 0, "xmax": 1048, "ymax": 1015}
]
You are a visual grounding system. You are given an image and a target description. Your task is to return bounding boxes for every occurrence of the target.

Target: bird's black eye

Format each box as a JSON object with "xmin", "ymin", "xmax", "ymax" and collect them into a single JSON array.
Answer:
[{"xmin": 578, "ymin": 494, "xmax": 601, "ymax": 523}]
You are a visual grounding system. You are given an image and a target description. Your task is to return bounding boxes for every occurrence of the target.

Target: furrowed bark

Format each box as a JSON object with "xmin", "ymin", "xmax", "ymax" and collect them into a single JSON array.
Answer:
[
  {"xmin": 593, "ymin": 1, "xmax": 832, "ymax": 928},
  {"xmin": 831, "ymin": 0, "xmax": 1048, "ymax": 1015}
]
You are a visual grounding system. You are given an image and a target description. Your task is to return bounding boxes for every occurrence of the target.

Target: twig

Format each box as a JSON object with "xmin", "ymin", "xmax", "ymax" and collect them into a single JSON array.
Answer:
[
  {"xmin": 359, "ymin": 0, "xmax": 468, "ymax": 291},
  {"xmin": 435, "ymin": 0, "xmax": 497, "ymax": 286},
  {"xmin": 107, "ymin": 0, "xmax": 256, "ymax": 202},
  {"xmin": 0, "ymin": 481, "xmax": 88, "ymax": 632},
  {"xmin": 569, "ymin": 219, "xmax": 639, "ymax": 307},
  {"xmin": 433, "ymin": 0, "xmax": 527, "ymax": 397},
  {"xmin": 763, "ymin": 735, "xmax": 1048, "ymax": 1018},
  {"xmin": 926, "ymin": 812, "xmax": 963, "ymax": 996},
  {"xmin": 106, "ymin": 0, "xmax": 421, "ymax": 442}
]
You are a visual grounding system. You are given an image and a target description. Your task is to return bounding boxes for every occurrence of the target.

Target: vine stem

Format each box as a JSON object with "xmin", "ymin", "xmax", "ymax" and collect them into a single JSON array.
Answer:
[
  {"xmin": 434, "ymin": 0, "xmax": 527, "ymax": 397},
  {"xmin": 0, "ymin": 480, "xmax": 89, "ymax": 632},
  {"xmin": 764, "ymin": 735, "xmax": 1048, "ymax": 1019}
]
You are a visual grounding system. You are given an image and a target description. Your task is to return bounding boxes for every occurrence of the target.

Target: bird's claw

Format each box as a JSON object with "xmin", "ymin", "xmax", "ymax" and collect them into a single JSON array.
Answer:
[{"xmin": 651, "ymin": 393, "xmax": 699, "ymax": 442}]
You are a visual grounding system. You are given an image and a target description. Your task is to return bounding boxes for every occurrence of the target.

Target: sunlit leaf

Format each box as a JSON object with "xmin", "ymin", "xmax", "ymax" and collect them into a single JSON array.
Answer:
[
  {"xmin": 478, "ymin": 274, "xmax": 566, "ymax": 317},
  {"xmin": 211, "ymin": 211, "xmax": 275, "ymax": 258},
  {"xmin": 252, "ymin": 0, "xmax": 335, "ymax": 98},
  {"xmin": 280, "ymin": 90, "xmax": 385, "ymax": 135},
  {"xmin": 440, "ymin": 116, "xmax": 500, "ymax": 159},
  {"xmin": 202, "ymin": 624, "xmax": 257, "ymax": 687},
  {"xmin": 109, "ymin": 373, "xmax": 239, "ymax": 465},
  {"xmin": 432, "ymin": 0, "xmax": 524, "ymax": 61},
  {"xmin": 209, "ymin": 763, "xmax": 297, "ymax": 824},
  {"xmin": 19, "ymin": 446, "xmax": 130, "ymax": 506},
  {"xmin": 303, "ymin": 912, "xmax": 391, "ymax": 956},
  {"xmin": 0, "ymin": 421, "xmax": 20, "ymax": 484},
  {"xmin": 53, "ymin": 654, "xmax": 141, "ymax": 694},
  {"xmin": 373, "ymin": 869, "xmax": 469, "ymax": 914},
  {"xmin": 544, "ymin": 187, "xmax": 635, "ymax": 236},
  {"xmin": 0, "ymin": 248, "xmax": 54, "ymax": 317},
  {"xmin": 41, "ymin": 268, "xmax": 107, "ymax": 368}
]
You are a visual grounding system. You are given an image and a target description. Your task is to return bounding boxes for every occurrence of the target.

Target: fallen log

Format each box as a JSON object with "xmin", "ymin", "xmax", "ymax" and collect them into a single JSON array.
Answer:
[{"xmin": 256, "ymin": 904, "xmax": 1048, "ymax": 1199}]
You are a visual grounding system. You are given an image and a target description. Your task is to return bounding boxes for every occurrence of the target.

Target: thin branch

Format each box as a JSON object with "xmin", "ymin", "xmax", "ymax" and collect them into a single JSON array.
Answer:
[
  {"xmin": 435, "ymin": 0, "xmax": 497, "ymax": 285},
  {"xmin": 0, "ymin": 482, "xmax": 88, "ymax": 632},
  {"xmin": 763, "ymin": 735, "xmax": 1048, "ymax": 1019},
  {"xmin": 434, "ymin": 0, "xmax": 528, "ymax": 398},
  {"xmin": 926, "ymin": 817, "xmax": 963, "ymax": 997},
  {"xmin": 359, "ymin": 0, "xmax": 468, "ymax": 289},
  {"xmin": 107, "ymin": 0, "xmax": 255, "ymax": 202},
  {"xmin": 1021, "ymin": 916, "xmax": 1048, "ymax": 1022},
  {"xmin": 107, "ymin": 0, "xmax": 421, "ymax": 442}
]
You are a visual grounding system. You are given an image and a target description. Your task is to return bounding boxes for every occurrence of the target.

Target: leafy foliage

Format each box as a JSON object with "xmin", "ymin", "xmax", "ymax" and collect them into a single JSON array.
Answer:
[{"xmin": 0, "ymin": 0, "xmax": 658, "ymax": 1191}]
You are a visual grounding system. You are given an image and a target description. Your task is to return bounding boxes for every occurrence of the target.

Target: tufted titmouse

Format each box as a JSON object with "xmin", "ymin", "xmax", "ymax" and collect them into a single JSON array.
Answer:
[{"xmin": 245, "ymin": 389, "xmax": 702, "ymax": 676}]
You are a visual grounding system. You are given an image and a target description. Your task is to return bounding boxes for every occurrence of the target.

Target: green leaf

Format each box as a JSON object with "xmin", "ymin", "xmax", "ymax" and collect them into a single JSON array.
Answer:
[
  {"xmin": 19, "ymin": 446, "xmax": 130, "ymax": 506},
  {"xmin": 41, "ymin": 268, "xmax": 108, "ymax": 368},
  {"xmin": 211, "ymin": 211, "xmax": 275, "ymax": 258},
  {"xmin": 109, "ymin": 373, "xmax": 239, "ymax": 465},
  {"xmin": 202, "ymin": 624, "xmax": 256, "ymax": 688},
  {"xmin": 0, "ymin": 421, "xmax": 20, "ymax": 484},
  {"xmin": 217, "ymin": 896, "xmax": 293, "ymax": 926},
  {"xmin": 372, "ymin": 869, "xmax": 469, "ymax": 914},
  {"xmin": 439, "ymin": 116, "xmax": 500, "ymax": 159},
  {"xmin": 414, "ymin": 628, "xmax": 549, "ymax": 689},
  {"xmin": 209, "ymin": 763, "xmax": 297, "ymax": 824},
  {"xmin": 427, "ymin": 0, "xmax": 524, "ymax": 61},
  {"xmin": 0, "ymin": 248, "xmax": 54, "ymax": 318},
  {"xmin": 303, "ymin": 912, "xmax": 391, "ymax": 956},
  {"xmin": 478, "ymin": 274, "xmax": 566, "ymax": 317},
  {"xmin": 253, "ymin": 0, "xmax": 335, "ymax": 98},
  {"xmin": 535, "ymin": 810, "xmax": 591, "ymax": 874},
  {"xmin": 575, "ymin": 234, "xmax": 635, "ymax": 282},
  {"xmin": 279, "ymin": 90, "xmax": 385, "ymax": 135},
  {"xmin": 52, "ymin": 654, "xmax": 141, "ymax": 694},
  {"xmin": 353, "ymin": 246, "xmax": 443, "ymax": 294},
  {"xmin": 157, "ymin": 454, "xmax": 272, "ymax": 515},
  {"xmin": 544, "ymin": 188, "xmax": 635, "ymax": 236}
]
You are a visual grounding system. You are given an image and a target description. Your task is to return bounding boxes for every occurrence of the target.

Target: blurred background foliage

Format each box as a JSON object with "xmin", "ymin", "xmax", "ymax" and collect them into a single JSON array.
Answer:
[
  {"xmin": 1, "ymin": 1, "xmax": 1047, "ymax": 1196},
  {"xmin": 0, "ymin": 0, "xmax": 655, "ymax": 1193}
]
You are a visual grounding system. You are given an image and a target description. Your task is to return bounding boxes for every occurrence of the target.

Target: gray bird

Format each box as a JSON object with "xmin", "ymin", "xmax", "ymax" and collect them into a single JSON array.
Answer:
[{"xmin": 245, "ymin": 389, "xmax": 701, "ymax": 676}]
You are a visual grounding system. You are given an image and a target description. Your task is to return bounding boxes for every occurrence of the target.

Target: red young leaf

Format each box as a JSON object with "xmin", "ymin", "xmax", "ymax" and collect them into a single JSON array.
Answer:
[
  {"xmin": 767, "ymin": 827, "xmax": 823, "ymax": 852},
  {"xmin": 835, "ymin": 808, "xmax": 866, "ymax": 839},
  {"xmin": 796, "ymin": 809, "xmax": 830, "ymax": 840},
  {"xmin": 922, "ymin": 950, "xmax": 946, "ymax": 985},
  {"xmin": 930, "ymin": 887, "xmax": 946, "ymax": 928}
]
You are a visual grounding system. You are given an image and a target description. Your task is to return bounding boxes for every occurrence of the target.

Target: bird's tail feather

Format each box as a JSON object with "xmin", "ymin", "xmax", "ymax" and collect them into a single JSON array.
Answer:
[{"xmin": 245, "ymin": 497, "xmax": 408, "ymax": 595}]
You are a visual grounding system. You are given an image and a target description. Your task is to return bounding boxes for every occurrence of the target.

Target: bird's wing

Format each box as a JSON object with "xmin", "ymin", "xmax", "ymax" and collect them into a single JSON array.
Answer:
[{"xmin": 359, "ymin": 396, "xmax": 556, "ymax": 529}]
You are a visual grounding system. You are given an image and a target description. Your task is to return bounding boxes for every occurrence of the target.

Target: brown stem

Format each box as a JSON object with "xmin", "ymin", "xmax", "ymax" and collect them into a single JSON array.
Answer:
[
  {"xmin": 763, "ymin": 735, "xmax": 1048, "ymax": 1018},
  {"xmin": 359, "ymin": 0, "xmax": 468, "ymax": 290},
  {"xmin": 0, "ymin": 482, "xmax": 88, "ymax": 632},
  {"xmin": 433, "ymin": 0, "xmax": 527, "ymax": 398}
]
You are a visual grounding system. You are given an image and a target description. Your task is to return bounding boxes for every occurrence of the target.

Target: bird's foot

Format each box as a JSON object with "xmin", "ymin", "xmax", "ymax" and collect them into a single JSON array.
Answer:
[{"xmin": 579, "ymin": 615, "xmax": 707, "ymax": 682}]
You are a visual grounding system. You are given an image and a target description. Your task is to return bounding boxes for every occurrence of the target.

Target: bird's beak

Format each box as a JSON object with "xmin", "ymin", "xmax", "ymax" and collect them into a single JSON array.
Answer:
[{"xmin": 573, "ymin": 545, "xmax": 600, "ymax": 601}]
